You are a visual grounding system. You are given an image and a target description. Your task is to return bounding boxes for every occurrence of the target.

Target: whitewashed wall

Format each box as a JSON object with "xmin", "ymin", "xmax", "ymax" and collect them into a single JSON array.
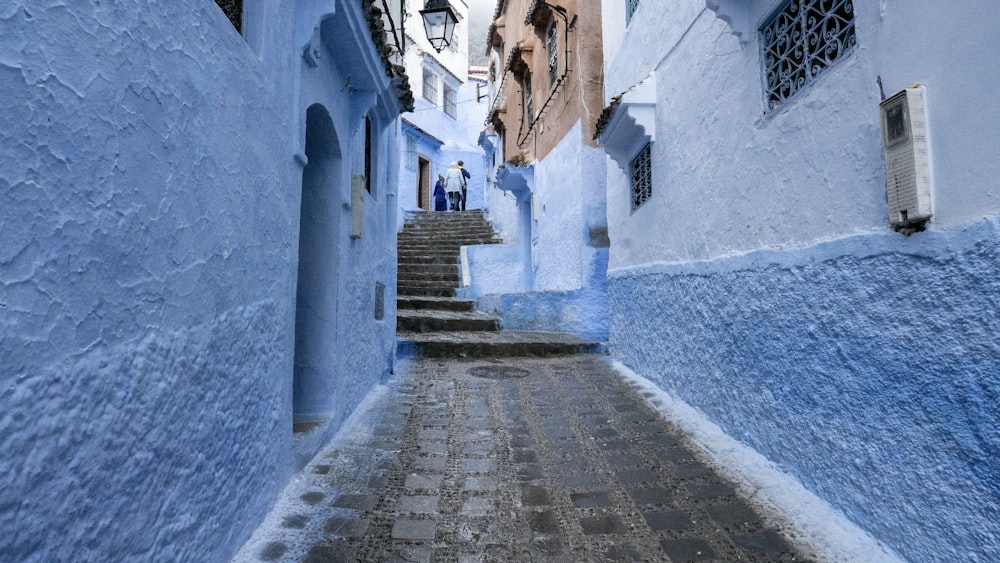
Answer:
[{"xmin": 602, "ymin": 1, "xmax": 1000, "ymax": 561}]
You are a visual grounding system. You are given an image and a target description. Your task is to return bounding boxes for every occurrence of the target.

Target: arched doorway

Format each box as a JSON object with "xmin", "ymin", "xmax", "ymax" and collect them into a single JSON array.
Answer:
[{"xmin": 293, "ymin": 104, "xmax": 342, "ymax": 424}]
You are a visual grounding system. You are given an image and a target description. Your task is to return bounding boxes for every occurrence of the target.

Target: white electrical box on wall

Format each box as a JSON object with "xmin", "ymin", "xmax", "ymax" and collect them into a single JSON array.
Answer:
[{"xmin": 880, "ymin": 84, "xmax": 933, "ymax": 228}]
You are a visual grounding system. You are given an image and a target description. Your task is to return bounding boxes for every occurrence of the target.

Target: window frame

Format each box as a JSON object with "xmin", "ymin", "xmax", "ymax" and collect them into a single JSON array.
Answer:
[
  {"xmin": 522, "ymin": 68, "xmax": 533, "ymax": 125},
  {"xmin": 759, "ymin": 0, "xmax": 857, "ymax": 111},
  {"xmin": 629, "ymin": 142, "xmax": 652, "ymax": 212},
  {"xmin": 364, "ymin": 115, "xmax": 373, "ymax": 194},
  {"xmin": 547, "ymin": 20, "xmax": 558, "ymax": 86},
  {"xmin": 422, "ymin": 67, "xmax": 439, "ymax": 103},
  {"xmin": 443, "ymin": 84, "xmax": 457, "ymax": 118},
  {"xmin": 405, "ymin": 134, "xmax": 417, "ymax": 171}
]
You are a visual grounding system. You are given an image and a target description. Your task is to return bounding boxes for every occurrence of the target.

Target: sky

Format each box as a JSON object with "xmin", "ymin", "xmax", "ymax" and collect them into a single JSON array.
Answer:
[{"xmin": 466, "ymin": 0, "xmax": 496, "ymax": 66}]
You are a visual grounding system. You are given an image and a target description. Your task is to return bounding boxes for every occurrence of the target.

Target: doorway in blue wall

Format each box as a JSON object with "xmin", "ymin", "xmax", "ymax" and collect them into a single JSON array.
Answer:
[{"xmin": 293, "ymin": 104, "xmax": 343, "ymax": 426}]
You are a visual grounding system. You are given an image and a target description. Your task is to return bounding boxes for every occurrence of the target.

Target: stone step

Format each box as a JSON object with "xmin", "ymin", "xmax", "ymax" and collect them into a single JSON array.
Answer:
[
  {"xmin": 397, "ymin": 296, "xmax": 474, "ymax": 312},
  {"xmin": 396, "ymin": 260, "xmax": 458, "ymax": 273},
  {"xmin": 397, "ymin": 309, "xmax": 500, "ymax": 333},
  {"xmin": 399, "ymin": 243, "xmax": 491, "ymax": 251},
  {"xmin": 404, "ymin": 210, "xmax": 488, "ymax": 221},
  {"xmin": 397, "ymin": 210, "xmax": 583, "ymax": 359},
  {"xmin": 398, "ymin": 282, "xmax": 459, "ymax": 291},
  {"xmin": 398, "ymin": 227, "xmax": 497, "ymax": 236},
  {"xmin": 396, "ymin": 331, "xmax": 602, "ymax": 358},
  {"xmin": 397, "ymin": 285, "xmax": 456, "ymax": 298},
  {"xmin": 396, "ymin": 248, "xmax": 462, "ymax": 256},
  {"xmin": 396, "ymin": 269, "xmax": 458, "ymax": 286},
  {"xmin": 400, "ymin": 225, "xmax": 497, "ymax": 238},
  {"xmin": 397, "ymin": 249, "xmax": 460, "ymax": 258},
  {"xmin": 397, "ymin": 254, "xmax": 458, "ymax": 268},
  {"xmin": 396, "ymin": 262, "xmax": 458, "ymax": 280},
  {"xmin": 399, "ymin": 223, "xmax": 495, "ymax": 232},
  {"xmin": 401, "ymin": 221, "xmax": 495, "ymax": 229},
  {"xmin": 397, "ymin": 238, "xmax": 499, "ymax": 247},
  {"xmin": 397, "ymin": 278, "xmax": 458, "ymax": 289},
  {"xmin": 396, "ymin": 247, "xmax": 474, "ymax": 257}
]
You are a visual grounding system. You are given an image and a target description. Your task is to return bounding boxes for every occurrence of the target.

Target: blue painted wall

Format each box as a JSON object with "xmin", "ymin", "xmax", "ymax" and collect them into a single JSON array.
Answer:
[
  {"xmin": 600, "ymin": 1, "xmax": 1000, "ymax": 560},
  {"xmin": 0, "ymin": 3, "xmax": 293, "ymax": 560},
  {"xmin": 0, "ymin": 1, "xmax": 402, "ymax": 560},
  {"xmin": 609, "ymin": 220, "xmax": 1000, "ymax": 560},
  {"xmin": 397, "ymin": 40, "xmax": 487, "ymax": 225},
  {"xmin": 471, "ymin": 121, "xmax": 610, "ymax": 340}
]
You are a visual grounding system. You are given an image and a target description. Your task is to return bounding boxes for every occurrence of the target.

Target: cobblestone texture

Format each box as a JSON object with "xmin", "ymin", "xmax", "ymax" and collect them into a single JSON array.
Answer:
[{"xmin": 234, "ymin": 356, "xmax": 812, "ymax": 562}]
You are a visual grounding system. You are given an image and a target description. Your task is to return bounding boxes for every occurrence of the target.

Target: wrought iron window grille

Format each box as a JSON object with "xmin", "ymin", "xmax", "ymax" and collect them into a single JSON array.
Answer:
[
  {"xmin": 630, "ymin": 143, "xmax": 652, "ymax": 211},
  {"xmin": 760, "ymin": 0, "xmax": 856, "ymax": 111},
  {"xmin": 523, "ymin": 69, "xmax": 534, "ymax": 127},
  {"xmin": 547, "ymin": 21, "xmax": 558, "ymax": 86}
]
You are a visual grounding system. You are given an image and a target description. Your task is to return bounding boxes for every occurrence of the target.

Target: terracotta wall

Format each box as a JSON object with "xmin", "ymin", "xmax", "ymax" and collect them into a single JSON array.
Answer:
[{"xmin": 487, "ymin": 0, "xmax": 603, "ymax": 164}]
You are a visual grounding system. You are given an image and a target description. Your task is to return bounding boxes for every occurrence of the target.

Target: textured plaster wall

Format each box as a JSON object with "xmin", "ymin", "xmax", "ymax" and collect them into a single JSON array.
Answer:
[
  {"xmin": 396, "ymin": 43, "xmax": 487, "ymax": 226},
  {"xmin": 609, "ymin": 221, "xmax": 1000, "ymax": 562},
  {"xmin": 1, "ymin": 0, "xmax": 401, "ymax": 560},
  {"xmin": 294, "ymin": 1, "xmax": 402, "ymax": 449},
  {"xmin": 464, "ymin": 243, "xmax": 527, "ymax": 296},
  {"xmin": 479, "ymin": 244, "xmax": 608, "ymax": 341},
  {"xmin": 481, "ymin": 143, "xmax": 523, "ymax": 244},
  {"xmin": 2, "ymin": 304, "xmax": 286, "ymax": 562},
  {"xmin": 532, "ymin": 121, "xmax": 607, "ymax": 292},
  {"xmin": 0, "ymin": 1, "xmax": 295, "ymax": 560},
  {"xmin": 602, "ymin": 0, "xmax": 1000, "ymax": 560},
  {"xmin": 470, "ymin": 121, "xmax": 609, "ymax": 339},
  {"xmin": 605, "ymin": 1, "xmax": 1000, "ymax": 269}
]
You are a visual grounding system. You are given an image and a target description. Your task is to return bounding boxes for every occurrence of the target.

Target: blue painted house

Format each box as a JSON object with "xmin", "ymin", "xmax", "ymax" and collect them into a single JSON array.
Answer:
[
  {"xmin": 396, "ymin": 0, "xmax": 489, "ymax": 222},
  {"xmin": 0, "ymin": 1, "xmax": 409, "ymax": 560},
  {"xmin": 599, "ymin": 0, "xmax": 1000, "ymax": 560}
]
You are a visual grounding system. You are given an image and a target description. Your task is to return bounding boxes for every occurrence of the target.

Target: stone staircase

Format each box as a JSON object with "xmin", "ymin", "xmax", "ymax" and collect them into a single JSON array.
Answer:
[{"xmin": 395, "ymin": 210, "xmax": 600, "ymax": 358}]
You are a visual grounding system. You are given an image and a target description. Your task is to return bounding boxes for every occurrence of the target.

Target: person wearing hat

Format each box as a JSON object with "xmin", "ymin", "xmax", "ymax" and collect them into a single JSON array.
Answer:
[{"xmin": 445, "ymin": 162, "xmax": 464, "ymax": 211}]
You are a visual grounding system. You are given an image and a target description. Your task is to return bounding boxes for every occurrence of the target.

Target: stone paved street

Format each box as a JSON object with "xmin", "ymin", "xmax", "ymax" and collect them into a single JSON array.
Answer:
[{"xmin": 234, "ymin": 356, "xmax": 812, "ymax": 562}]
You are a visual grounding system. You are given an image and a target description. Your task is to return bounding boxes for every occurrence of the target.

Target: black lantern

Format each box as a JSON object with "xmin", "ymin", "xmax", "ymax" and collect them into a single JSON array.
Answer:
[{"xmin": 420, "ymin": 0, "xmax": 458, "ymax": 53}]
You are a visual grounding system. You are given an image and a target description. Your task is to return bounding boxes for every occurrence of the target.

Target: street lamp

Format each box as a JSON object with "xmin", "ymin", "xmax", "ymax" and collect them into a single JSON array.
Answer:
[{"xmin": 420, "ymin": 0, "xmax": 458, "ymax": 53}]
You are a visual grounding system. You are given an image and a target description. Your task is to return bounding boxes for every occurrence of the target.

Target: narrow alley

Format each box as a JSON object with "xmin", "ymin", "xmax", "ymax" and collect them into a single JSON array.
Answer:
[
  {"xmin": 233, "ymin": 212, "xmax": 810, "ymax": 562},
  {"xmin": 5, "ymin": 2, "xmax": 999, "ymax": 562},
  {"xmin": 236, "ymin": 354, "xmax": 811, "ymax": 563}
]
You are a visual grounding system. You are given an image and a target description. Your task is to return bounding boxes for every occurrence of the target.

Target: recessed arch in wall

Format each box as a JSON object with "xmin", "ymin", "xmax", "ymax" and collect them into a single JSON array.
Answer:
[{"xmin": 293, "ymin": 103, "xmax": 343, "ymax": 426}]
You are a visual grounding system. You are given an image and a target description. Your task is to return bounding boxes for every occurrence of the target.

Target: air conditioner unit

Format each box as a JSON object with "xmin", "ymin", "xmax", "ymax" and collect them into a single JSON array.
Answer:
[{"xmin": 880, "ymin": 85, "xmax": 932, "ymax": 228}]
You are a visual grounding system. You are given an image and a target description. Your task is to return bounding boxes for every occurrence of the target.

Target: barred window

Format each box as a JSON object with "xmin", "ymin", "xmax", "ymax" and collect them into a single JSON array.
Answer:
[
  {"xmin": 547, "ymin": 21, "xmax": 558, "ymax": 86},
  {"xmin": 364, "ymin": 116, "xmax": 373, "ymax": 193},
  {"xmin": 523, "ymin": 69, "xmax": 533, "ymax": 123},
  {"xmin": 760, "ymin": 0, "xmax": 856, "ymax": 110},
  {"xmin": 443, "ymin": 84, "xmax": 457, "ymax": 118},
  {"xmin": 405, "ymin": 135, "xmax": 417, "ymax": 171},
  {"xmin": 626, "ymin": 0, "xmax": 640, "ymax": 25},
  {"xmin": 214, "ymin": 0, "xmax": 243, "ymax": 33},
  {"xmin": 422, "ymin": 68, "xmax": 438, "ymax": 103},
  {"xmin": 374, "ymin": 282, "xmax": 385, "ymax": 320},
  {"xmin": 630, "ymin": 143, "xmax": 652, "ymax": 211}
]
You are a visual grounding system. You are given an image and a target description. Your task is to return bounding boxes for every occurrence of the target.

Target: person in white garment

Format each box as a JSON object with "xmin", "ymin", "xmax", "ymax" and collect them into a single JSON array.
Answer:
[{"xmin": 445, "ymin": 162, "xmax": 464, "ymax": 211}]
